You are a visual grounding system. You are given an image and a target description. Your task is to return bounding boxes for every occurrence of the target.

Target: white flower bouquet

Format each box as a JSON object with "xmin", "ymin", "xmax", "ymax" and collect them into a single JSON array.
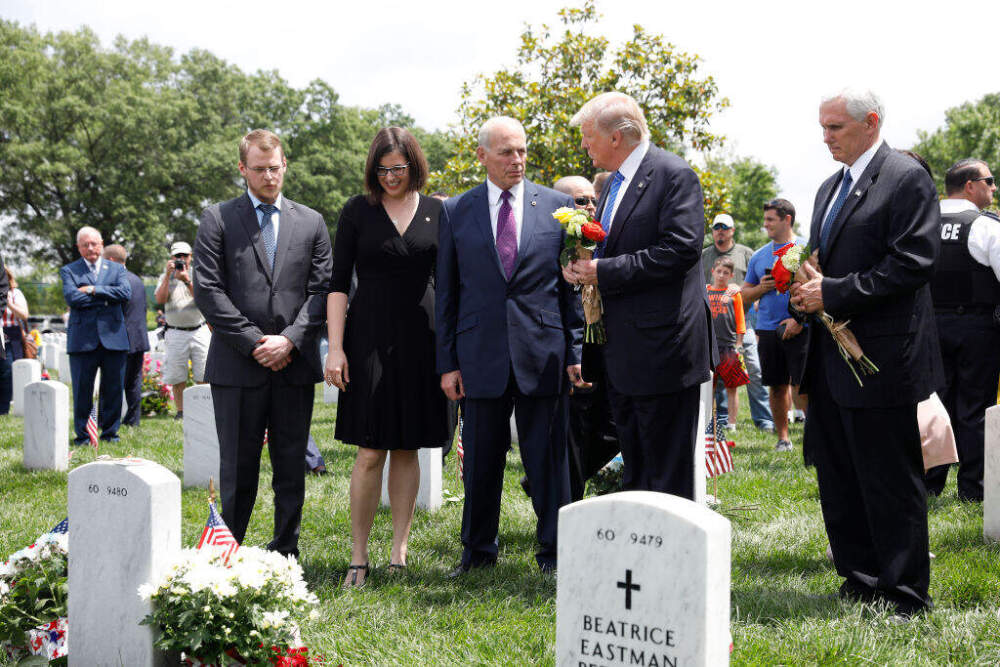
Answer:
[
  {"xmin": 0, "ymin": 532, "xmax": 69, "ymax": 661},
  {"xmin": 140, "ymin": 546, "xmax": 319, "ymax": 665}
]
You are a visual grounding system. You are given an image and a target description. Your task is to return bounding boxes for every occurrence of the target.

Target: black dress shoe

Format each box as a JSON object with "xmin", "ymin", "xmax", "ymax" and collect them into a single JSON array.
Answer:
[{"xmin": 447, "ymin": 561, "xmax": 495, "ymax": 578}]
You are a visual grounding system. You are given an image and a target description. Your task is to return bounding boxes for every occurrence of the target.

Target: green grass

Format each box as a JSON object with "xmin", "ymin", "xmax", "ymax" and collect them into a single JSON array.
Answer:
[{"xmin": 2, "ymin": 388, "xmax": 999, "ymax": 665}]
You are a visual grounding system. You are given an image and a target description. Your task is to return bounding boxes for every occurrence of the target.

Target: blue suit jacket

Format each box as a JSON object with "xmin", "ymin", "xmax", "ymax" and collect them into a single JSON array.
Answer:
[
  {"xmin": 436, "ymin": 179, "xmax": 583, "ymax": 399},
  {"xmin": 60, "ymin": 257, "xmax": 131, "ymax": 353},
  {"xmin": 122, "ymin": 270, "xmax": 150, "ymax": 354}
]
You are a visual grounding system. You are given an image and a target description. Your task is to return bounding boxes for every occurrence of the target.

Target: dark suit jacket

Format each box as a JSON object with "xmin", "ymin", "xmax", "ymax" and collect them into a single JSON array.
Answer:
[
  {"xmin": 122, "ymin": 270, "xmax": 150, "ymax": 354},
  {"xmin": 60, "ymin": 257, "xmax": 131, "ymax": 353},
  {"xmin": 594, "ymin": 144, "xmax": 714, "ymax": 395},
  {"xmin": 193, "ymin": 193, "xmax": 333, "ymax": 387},
  {"xmin": 802, "ymin": 142, "xmax": 942, "ymax": 408},
  {"xmin": 436, "ymin": 179, "xmax": 583, "ymax": 399}
]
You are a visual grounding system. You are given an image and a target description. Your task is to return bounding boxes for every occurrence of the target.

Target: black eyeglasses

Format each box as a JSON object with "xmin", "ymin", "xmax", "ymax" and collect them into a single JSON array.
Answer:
[
  {"xmin": 574, "ymin": 196, "xmax": 597, "ymax": 206},
  {"xmin": 377, "ymin": 164, "xmax": 410, "ymax": 177},
  {"xmin": 972, "ymin": 176, "xmax": 995, "ymax": 186}
]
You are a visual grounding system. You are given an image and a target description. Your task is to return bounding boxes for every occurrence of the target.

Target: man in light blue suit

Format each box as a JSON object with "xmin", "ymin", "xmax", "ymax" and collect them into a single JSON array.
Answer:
[
  {"xmin": 60, "ymin": 226, "xmax": 131, "ymax": 444},
  {"xmin": 436, "ymin": 116, "xmax": 585, "ymax": 575}
]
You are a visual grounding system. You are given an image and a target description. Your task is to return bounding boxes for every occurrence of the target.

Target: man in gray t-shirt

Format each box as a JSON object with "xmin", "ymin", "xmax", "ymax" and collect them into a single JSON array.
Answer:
[{"xmin": 702, "ymin": 213, "xmax": 773, "ymax": 431}]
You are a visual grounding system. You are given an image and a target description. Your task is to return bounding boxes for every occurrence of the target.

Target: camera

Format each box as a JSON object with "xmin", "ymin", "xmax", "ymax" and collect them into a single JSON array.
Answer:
[{"xmin": 173, "ymin": 259, "xmax": 185, "ymax": 271}]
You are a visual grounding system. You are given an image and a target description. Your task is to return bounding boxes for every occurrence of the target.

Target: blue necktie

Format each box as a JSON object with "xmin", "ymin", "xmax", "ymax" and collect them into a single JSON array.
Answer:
[
  {"xmin": 820, "ymin": 170, "xmax": 853, "ymax": 252},
  {"xmin": 258, "ymin": 203, "xmax": 277, "ymax": 269},
  {"xmin": 595, "ymin": 170, "xmax": 625, "ymax": 258}
]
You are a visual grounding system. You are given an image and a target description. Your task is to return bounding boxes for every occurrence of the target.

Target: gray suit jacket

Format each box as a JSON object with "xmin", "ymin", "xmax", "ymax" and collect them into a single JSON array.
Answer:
[{"xmin": 193, "ymin": 193, "xmax": 333, "ymax": 387}]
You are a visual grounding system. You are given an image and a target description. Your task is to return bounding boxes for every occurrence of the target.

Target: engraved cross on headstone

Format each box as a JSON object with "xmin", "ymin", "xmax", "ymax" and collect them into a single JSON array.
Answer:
[{"xmin": 617, "ymin": 568, "xmax": 641, "ymax": 610}]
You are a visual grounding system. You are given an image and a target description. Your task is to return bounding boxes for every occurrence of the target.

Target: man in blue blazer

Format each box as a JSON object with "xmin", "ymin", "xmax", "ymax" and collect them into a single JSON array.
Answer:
[
  {"xmin": 564, "ymin": 92, "xmax": 715, "ymax": 500},
  {"xmin": 61, "ymin": 227, "xmax": 131, "ymax": 443},
  {"xmin": 437, "ymin": 116, "xmax": 585, "ymax": 574},
  {"xmin": 104, "ymin": 244, "xmax": 150, "ymax": 427}
]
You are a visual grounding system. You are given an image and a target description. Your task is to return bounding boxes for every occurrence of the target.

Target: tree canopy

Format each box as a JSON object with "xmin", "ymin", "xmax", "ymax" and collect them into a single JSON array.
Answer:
[
  {"xmin": 429, "ymin": 0, "xmax": 730, "ymax": 222},
  {"xmin": 0, "ymin": 20, "xmax": 451, "ymax": 275}
]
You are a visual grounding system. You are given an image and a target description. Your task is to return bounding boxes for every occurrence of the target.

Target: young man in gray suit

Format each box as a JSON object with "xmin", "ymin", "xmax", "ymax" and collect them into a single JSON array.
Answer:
[{"xmin": 193, "ymin": 129, "xmax": 333, "ymax": 558}]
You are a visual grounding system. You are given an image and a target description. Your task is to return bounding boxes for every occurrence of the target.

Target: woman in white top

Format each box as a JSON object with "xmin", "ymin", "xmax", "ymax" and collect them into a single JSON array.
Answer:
[{"xmin": 1, "ymin": 266, "xmax": 30, "ymax": 414}]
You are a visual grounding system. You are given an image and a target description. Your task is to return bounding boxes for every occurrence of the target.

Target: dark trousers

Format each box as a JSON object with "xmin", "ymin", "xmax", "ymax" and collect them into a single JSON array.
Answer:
[
  {"xmin": 607, "ymin": 381, "xmax": 700, "ymax": 499},
  {"xmin": 69, "ymin": 347, "xmax": 125, "ymax": 442},
  {"xmin": 211, "ymin": 381, "xmax": 313, "ymax": 558},
  {"xmin": 926, "ymin": 311, "xmax": 1000, "ymax": 501},
  {"xmin": 568, "ymin": 343, "xmax": 619, "ymax": 501},
  {"xmin": 0, "ymin": 341, "xmax": 12, "ymax": 414},
  {"xmin": 122, "ymin": 351, "xmax": 145, "ymax": 427},
  {"xmin": 805, "ymin": 358, "xmax": 931, "ymax": 614},
  {"xmin": 460, "ymin": 372, "xmax": 570, "ymax": 569}
]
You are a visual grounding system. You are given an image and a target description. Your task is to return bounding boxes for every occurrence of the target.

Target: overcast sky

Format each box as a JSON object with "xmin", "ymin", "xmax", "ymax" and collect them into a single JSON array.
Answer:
[{"xmin": 4, "ymin": 0, "xmax": 994, "ymax": 232}]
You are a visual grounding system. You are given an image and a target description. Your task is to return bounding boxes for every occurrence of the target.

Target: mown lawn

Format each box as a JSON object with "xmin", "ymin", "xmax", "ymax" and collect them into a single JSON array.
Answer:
[{"xmin": 1, "ymin": 386, "xmax": 999, "ymax": 665}]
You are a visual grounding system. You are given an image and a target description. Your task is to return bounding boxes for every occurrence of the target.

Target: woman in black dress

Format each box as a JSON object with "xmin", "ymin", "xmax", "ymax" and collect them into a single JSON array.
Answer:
[{"xmin": 325, "ymin": 127, "xmax": 449, "ymax": 588}]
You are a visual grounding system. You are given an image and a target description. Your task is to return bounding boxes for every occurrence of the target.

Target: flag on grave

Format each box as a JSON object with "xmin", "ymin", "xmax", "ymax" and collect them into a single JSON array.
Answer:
[
  {"xmin": 197, "ymin": 501, "xmax": 239, "ymax": 563},
  {"xmin": 456, "ymin": 415, "xmax": 464, "ymax": 480},
  {"xmin": 705, "ymin": 417, "xmax": 734, "ymax": 478},
  {"xmin": 48, "ymin": 518, "xmax": 68, "ymax": 535},
  {"xmin": 85, "ymin": 405, "xmax": 99, "ymax": 448}
]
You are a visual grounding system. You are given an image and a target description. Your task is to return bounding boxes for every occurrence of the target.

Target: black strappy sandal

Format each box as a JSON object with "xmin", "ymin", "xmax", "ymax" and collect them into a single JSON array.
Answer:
[{"xmin": 343, "ymin": 563, "xmax": 369, "ymax": 589}]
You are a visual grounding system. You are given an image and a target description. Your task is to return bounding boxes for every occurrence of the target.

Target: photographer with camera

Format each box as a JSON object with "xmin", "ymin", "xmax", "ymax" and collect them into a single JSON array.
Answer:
[{"xmin": 155, "ymin": 241, "xmax": 209, "ymax": 419}]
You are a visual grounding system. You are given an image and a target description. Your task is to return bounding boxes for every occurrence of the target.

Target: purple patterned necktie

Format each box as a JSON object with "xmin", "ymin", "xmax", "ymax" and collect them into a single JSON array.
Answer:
[{"xmin": 497, "ymin": 190, "xmax": 518, "ymax": 279}]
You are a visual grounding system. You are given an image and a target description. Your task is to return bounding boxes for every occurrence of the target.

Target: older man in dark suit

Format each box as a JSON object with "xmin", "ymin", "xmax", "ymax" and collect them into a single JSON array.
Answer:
[
  {"xmin": 791, "ymin": 89, "xmax": 941, "ymax": 616},
  {"xmin": 60, "ymin": 227, "xmax": 132, "ymax": 443},
  {"xmin": 103, "ymin": 244, "xmax": 150, "ymax": 427},
  {"xmin": 193, "ymin": 129, "xmax": 332, "ymax": 558},
  {"xmin": 563, "ymin": 92, "xmax": 714, "ymax": 500},
  {"xmin": 437, "ymin": 116, "xmax": 584, "ymax": 575}
]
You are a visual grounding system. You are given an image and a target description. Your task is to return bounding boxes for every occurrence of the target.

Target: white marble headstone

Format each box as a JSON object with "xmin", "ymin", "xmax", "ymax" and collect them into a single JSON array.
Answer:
[
  {"xmin": 380, "ymin": 448, "xmax": 442, "ymax": 511},
  {"xmin": 57, "ymin": 350, "xmax": 72, "ymax": 386},
  {"xmin": 183, "ymin": 384, "xmax": 219, "ymax": 488},
  {"xmin": 694, "ymin": 379, "xmax": 713, "ymax": 504},
  {"xmin": 985, "ymin": 405, "xmax": 1000, "ymax": 542},
  {"xmin": 68, "ymin": 458, "xmax": 180, "ymax": 666},
  {"xmin": 22, "ymin": 381, "xmax": 69, "ymax": 471},
  {"xmin": 11, "ymin": 358, "xmax": 42, "ymax": 416},
  {"xmin": 557, "ymin": 491, "xmax": 731, "ymax": 667}
]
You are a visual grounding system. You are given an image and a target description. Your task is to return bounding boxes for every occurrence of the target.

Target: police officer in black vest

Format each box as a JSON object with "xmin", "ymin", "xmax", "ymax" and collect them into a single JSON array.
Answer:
[{"xmin": 927, "ymin": 158, "xmax": 1000, "ymax": 502}]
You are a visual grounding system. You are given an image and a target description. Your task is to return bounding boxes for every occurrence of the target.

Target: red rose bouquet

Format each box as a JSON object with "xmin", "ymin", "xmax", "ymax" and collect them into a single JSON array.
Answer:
[
  {"xmin": 553, "ymin": 207, "xmax": 607, "ymax": 343},
  {"xmin": 772, "ymin": 242, "xmax": 879, "ymax": 386}
]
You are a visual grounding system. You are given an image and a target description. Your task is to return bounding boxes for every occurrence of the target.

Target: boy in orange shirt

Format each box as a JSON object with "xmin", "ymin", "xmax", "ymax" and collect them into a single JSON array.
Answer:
[{"xmin": 706, "ymin": 257, "xmax": 747, "ymax": 429}]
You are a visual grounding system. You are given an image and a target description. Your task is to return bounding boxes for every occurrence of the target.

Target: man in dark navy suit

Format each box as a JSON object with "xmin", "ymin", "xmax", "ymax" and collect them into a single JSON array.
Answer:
[
  {"xmin": 104, "ymin": 244, "xmax": 150, "ymax": 427},
  {"xmin": 791, "ymin": 89, "xmax": 941, "ymax": 616},
  {"xmin": 437, "ymin": 116, "xmax": 584, "ymax": 574},
  {"xmin": 564, "ymin": 92, "xmax": 714, "ymax": 500},
  {"xmin": 60, "ymin": 226, "xmax": 131, "ymax": 443}
]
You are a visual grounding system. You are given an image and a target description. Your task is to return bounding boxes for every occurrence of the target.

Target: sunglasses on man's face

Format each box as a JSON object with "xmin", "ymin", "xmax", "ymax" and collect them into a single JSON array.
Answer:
[
  {"xmin": 712, "ymin": 223, "xmax": 732, "ymax": 231},
  {"xmin": 972, "ymin": 176, "xmax": 995, "ymax": 187},
  {"xmin": 575, "ymin": 196, "xmax": 597, "ymax": 206}
]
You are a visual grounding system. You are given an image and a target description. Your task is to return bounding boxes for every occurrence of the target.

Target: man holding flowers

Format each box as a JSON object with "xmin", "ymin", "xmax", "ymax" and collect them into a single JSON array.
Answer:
[{"xmin": 563, "ymin": 92, "xmax": 714, "ymax": 499}]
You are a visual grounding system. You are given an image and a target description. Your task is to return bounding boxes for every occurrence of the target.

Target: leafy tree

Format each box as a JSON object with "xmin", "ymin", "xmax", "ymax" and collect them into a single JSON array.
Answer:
[
  {"xmin": 429, "ymin": 0, "xmax": 729, "ymax": 218},
  {"xmin": 911, "ymin": 92, "xmax": 1000, "ymax": 199},
  {"xmin": 704, "ymin": 156, "xmax": 779, "ymax": 250}
]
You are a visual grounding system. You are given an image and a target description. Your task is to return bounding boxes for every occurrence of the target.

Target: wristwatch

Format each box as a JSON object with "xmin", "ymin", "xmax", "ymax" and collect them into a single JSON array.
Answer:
[{"xmin": 87, "ymin": 286, "xmax": 95, "ymax": 295}]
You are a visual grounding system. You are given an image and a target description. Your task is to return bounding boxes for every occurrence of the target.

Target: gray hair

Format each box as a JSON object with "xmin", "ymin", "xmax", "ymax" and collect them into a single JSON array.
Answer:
[
  {"xmin": 478, "ymin": 116, "xmax": 526, "ymax": 150},
  {"xmin": 552, "ymin": 175, "xmax": 593, "ymax": 195},
  {"xmin": 570, "ymin": 92, "xmax": 649, "ymax": 145},
  {"xmin": 822, "ymin": 88, "xmax": 884, "ymax": 129},
  {"xmin": 76, "ymin": 226, "xmax": 102, "ymax": 243}
]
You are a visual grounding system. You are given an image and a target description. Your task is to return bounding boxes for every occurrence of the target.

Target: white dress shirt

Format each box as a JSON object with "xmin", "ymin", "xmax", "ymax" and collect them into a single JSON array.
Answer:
[
  {"xmin": 486, "ymin": 178, "xmax": 524, "ymax": 246},
  {"xmin": 823, "ymin": 138, "xmax": 884, "ymax": 224},
  {"xmin": 605, "ymin": 139, "xmax": 650, "ymax": 230},
  {"xmin": 247, "ymin": 190, "xmax": 283, "ymax": 240},
  {"xmin": 940, "ymin": 198, "xmax": 1000, "ymax": 280}
]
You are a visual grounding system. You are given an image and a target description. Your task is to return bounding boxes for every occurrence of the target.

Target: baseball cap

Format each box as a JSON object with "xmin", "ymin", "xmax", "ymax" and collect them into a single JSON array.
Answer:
[
  {"xmin": 170, "ymin": 241, "xmax": 192, "ymax": 256},
  {"xmin": 712, "ymin": 214, "xmax": 735, "ymax": 229}
]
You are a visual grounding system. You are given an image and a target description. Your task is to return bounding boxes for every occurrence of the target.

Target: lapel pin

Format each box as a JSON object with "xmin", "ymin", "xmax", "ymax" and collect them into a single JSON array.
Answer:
[
  {"xmin": 854, "ymin": 190, "xmax": 861, "ymax": 197},
  {"xmin": 531, "ymin": 200, "xmax": 537, "ymax": 206},
  {"xmin": 638, "ymin": 183, "xmax": 644, "ymax": 189},
  {"xmin": 425, "ymin": 216, "xmax": 431, "ymax": 222}
]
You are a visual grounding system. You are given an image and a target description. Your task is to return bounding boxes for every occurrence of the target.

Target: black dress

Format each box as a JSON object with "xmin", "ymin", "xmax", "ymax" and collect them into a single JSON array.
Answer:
[{"xmin": 330, "ymin": 194, "xmax": 449, "ymax": 450}]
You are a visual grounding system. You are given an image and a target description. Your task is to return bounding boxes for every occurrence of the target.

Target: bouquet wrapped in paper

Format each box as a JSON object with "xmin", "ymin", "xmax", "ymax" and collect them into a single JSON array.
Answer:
[
  {"xmin": 553, "ymin": 207, "xmax": 607, "ymax": 343},
  {"xmin": 772, "ymin": 242, "xmax": 878, "ymax": 386}
]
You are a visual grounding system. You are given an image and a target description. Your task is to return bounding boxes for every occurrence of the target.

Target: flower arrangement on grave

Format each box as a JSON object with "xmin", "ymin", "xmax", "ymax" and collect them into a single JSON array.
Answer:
[
  {"xmin": 0, "ymin": 530, "xmax": 69, "ymax": 662},
  {"xmin": 771, "ymin": 242, "xmax": 879, "ymax": 386},
  {"xmin": 587, "ymin": 454, "xmax": 624, "ymax": 496},
  {"xmin": 140, "ymin": 546, "xmax": 321, "ymax": 665},
  {"xmin": 141, "ymin": 353, "xmax": 172, "ymax": 416},
  {"xmin": 553, "ymin": 206, "xmax": 608, "ymax": 343}
]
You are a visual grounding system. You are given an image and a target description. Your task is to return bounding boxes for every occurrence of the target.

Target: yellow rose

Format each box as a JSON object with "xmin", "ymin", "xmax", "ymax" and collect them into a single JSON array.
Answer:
[{"xmin": 552, "ymin": 207, "xmax": 576, "ymax": 225}]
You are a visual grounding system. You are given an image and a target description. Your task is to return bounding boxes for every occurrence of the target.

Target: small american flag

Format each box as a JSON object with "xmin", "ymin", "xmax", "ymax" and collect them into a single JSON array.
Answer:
[
  {"xmin": 456, "ymin": 416, "xmax": 464, "ymax": 480},
  {"xmin": 197, "ymin": 501, "xmax": 239, "ymax": 563},
  {"xmin": 85, "ymin": 405, "xmax": 99, "ymax": 448},
  {"xmin": 705, "ymin": 417, "xmax": 734, "ymax": 478},
  {"xmin": 48, "ymin": 518, "xmax": 69, "ymax": 535}
]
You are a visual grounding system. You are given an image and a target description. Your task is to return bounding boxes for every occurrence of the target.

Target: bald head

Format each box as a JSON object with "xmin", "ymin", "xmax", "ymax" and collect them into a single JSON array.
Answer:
[{"xmin": 553, "ymin": 175, "xmax": 597, "ymax": 217}]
